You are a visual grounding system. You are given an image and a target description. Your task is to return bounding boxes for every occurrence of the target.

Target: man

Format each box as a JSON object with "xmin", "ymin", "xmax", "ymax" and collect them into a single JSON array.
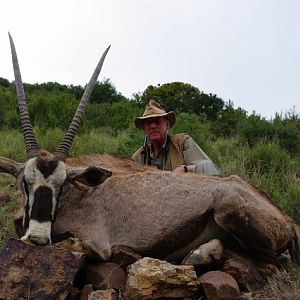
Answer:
[{"xmin": 132, "ymin": 100, "xmax": 222, "ymax": 175}]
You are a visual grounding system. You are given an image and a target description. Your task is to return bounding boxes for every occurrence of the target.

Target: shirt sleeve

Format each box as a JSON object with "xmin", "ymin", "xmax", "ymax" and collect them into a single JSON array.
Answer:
[{"xmin": 182, "ymin": 135, "xmax": 211, "ymax": 165}]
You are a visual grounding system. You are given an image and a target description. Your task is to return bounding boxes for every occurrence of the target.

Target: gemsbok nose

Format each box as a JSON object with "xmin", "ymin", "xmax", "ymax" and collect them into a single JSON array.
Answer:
[
  {"xmin": 21, "ymin": 218, "xmax": 52, "ymax": 246},
  {"xmin": 28, "ymin": 234, "xmax": 50, "ymax": 246}
]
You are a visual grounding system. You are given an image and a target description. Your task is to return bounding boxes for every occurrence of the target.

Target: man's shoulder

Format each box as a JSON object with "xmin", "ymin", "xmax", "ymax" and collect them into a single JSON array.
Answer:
[
  {"xmin": 170, "ymin": 133, "xmax": 191, "ymax": 152},
  {"xmin": 171, "ymin": 133, "xmax": 190, "ymax": 144}
]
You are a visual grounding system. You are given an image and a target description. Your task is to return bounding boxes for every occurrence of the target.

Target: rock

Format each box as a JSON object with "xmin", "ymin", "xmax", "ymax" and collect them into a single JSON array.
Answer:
[
  {"xmin": 0, "ymin": 192, "xmax": 10, "ymax": 205},
  {"xmin": 0, "ymin": 238, "xmax": 83, "ymax": 300},
  {"xmin": 83, "ymin": 262, "xmax": 127, "ymax": 290},
  {"xmin": 222, "ymin": 256, "xmax": 265, "ymax": 292},
  {"xmin": 111, "ymin": 245, "xmax": 142, "ymax": 270},
  {"xmin": 199, "ymin": 270, "xmax": 240, "ymax": 300},
  {"xmin": 125, "ymin": 257, "xmax": 199, "ymax": 299},
  {"xmin": 55, "ymin": 237, "xmax": 94, "ymax": 257},
  {"xmin": 88, "ymin": 289, "xmax": 117, "ymax": 300},
  {"xmin": 222, "ymin": 249, "xmax": 283, "ymax": 279}
]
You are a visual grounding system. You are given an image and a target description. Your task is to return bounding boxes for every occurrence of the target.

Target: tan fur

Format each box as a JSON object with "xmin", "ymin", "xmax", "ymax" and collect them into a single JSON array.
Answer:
[
  {"xmin": 66, "ymin": 154, "xmax": 156, "ymax": 175},
  {"xmin": 49, "ymin": 155, "xmax": 299, "ymax": 263}
]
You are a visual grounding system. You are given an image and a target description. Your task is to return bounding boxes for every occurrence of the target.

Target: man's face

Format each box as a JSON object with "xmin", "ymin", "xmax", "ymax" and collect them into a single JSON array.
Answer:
[{"xmin": 143, "ymin": 117, "xmax": 170, "ymax": 144}]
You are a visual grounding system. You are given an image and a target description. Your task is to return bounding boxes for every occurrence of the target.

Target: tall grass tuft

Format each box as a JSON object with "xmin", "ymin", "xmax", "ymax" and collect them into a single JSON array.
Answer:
[
  {"xmin": 259, "ymin": 265, "xmax": 300, "ymax": 299},
  {"xmin": 208, "ymin": 137, "xmax": 249, "ymax": 178},
  {"xmin": 0, "ymin": 129, "xmax": 26, "ymax": 161},
  {"xmin": 245, "ymin": 141, "xmax": 290, "ymax": 175},
  {"xmin": 0, "ymin": 175, "xmax": 19, "ymax": 249}
]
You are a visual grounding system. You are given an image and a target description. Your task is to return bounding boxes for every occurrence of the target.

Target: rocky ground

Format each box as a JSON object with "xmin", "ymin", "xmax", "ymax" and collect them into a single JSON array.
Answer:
[{"xmin": 1, "ymin": 237, "xmax": 299, "ymax": 300}]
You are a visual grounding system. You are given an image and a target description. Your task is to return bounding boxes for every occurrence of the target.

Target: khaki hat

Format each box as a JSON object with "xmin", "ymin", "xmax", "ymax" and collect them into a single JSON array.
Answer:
[{"xmin": 135, "ymin": 100, "xmax": 176, "ymax": 129}]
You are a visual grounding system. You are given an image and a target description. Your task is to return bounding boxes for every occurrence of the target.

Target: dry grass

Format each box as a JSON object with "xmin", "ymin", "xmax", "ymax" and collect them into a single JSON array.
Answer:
[{"xmin": 253, "ymin": 265, "xmax": 300, "ymax": 299}]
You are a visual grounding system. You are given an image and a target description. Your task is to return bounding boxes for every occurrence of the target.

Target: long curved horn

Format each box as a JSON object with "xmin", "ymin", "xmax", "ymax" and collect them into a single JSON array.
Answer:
[
  {"xmin": 55, "ymin": 45, "xmax": 110, "ymax": 161},
  {"xmin": 9, "ymin": 32, "xmax": 39, "ymax": 159}
]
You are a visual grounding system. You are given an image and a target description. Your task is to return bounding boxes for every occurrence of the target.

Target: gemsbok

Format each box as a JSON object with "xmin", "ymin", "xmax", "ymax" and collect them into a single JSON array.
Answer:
[{"xmin": 0, "ymin": 34, "xmax": 299, "ymax": 266}]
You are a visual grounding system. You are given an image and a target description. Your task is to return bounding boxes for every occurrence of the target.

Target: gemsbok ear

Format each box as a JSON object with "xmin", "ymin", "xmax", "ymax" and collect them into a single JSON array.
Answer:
[
  {"xmin": 0, "ymin": 157, "xmax": 24, "ymax": 178},
  {"xmin": 66, "ymin": 166, "xmax": 112, "ymax": 187}
]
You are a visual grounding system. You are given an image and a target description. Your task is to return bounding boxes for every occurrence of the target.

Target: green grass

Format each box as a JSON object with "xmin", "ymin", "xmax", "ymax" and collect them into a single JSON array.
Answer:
[
  {"xmin": 0, "ymin": 175, "xmax": 19, "ymax": 249},
  {"xmin": 0, "ymin": 126, "xmax": 143, "ymax": 161}
]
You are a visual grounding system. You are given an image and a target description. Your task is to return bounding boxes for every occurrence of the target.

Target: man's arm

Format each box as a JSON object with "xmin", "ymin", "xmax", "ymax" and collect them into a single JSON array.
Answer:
[{"xmin": 173, "ymin": 135, "xmax": 222, "ymax": 175}]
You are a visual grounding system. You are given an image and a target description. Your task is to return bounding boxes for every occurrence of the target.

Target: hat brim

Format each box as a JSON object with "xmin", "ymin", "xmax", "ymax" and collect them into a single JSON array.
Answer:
[{"xmin": 135, "ymin": 112, "xmax": 176, "ymax": 129}]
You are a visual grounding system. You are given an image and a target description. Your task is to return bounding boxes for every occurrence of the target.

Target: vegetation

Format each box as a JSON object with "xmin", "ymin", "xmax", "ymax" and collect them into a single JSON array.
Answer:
[{"xmin": 0, "ymin": 77, "xmax": 299, "ymax": 296}]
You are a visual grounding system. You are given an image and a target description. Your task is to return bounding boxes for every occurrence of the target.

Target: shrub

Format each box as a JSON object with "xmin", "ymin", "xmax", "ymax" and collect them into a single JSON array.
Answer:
[
  {"xmin": 83, "ymin": 101, "xmax": 142, "ymax": 133},
  {"xmin": 208, "ymin": 137, "xmax": 248, "ymax": 177},
  {"xmin": 245, "ymin": 142, "xmax": 290, "ymax": 175},
  {"xmin": 238, "ymin": 114, "xmax": 275, "ymax": 147},
  {"xmin": 286, "ymin": 180, "xmax": 300, "ymax": 223},
  {"xmin": 27, "ymin": 90, "xmax": 79, "ymax": 130},
  {"xmin": 273, "ymin": 116, "xmax": 300, "ymax": 155}
]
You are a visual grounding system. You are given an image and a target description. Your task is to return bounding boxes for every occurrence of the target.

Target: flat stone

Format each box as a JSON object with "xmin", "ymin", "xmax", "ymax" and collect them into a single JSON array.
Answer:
[
  {"xmin": 0, "ymin": 238, "xmax": 83, "ymax": 300},
  {"xmin": 125, "ymin": 257, "xmax": 199, "ymax": 299}
]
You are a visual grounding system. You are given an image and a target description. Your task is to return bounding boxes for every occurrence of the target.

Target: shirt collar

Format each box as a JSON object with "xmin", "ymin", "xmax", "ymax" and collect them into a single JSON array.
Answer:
[{"xmin": 148, "ymin": 135, "xmax": 169, "ymax": 156}]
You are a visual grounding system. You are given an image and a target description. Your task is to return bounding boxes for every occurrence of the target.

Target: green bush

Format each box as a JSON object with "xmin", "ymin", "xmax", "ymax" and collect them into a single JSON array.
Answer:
[
  {"xmin": 245, "ymin": 142, "xmax": 290, "ymax": 175},
  {"xmin": 238, "ymin": 114, "xmax": 275, "ymax": 147},
  {"xmin": 285, "ymin": 180, "xmax": 300, "ymax": 223},
  {"xmin": 213, "ymin": 102, "xmax": 247, "ymax": 138},
  {"xmin": 28, "ymin": 91, "xmax": 79, "ymax": 129},
  {"xmin": 208, "ymin": 137, "xmax": 248, "ymax": 177},
  {"xmin": 116, "ymin": 125, "xmax": 144, "ymax": 157},
  {"xmin": 83, "ymin": 101, "xmax": 142, "ymax": 133},
  {"xmin": 273, "ymin": 116, "xmax": 300, "ymax": 155}
]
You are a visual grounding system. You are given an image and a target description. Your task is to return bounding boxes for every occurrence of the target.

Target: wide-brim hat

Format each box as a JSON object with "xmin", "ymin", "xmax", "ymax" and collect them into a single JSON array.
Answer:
[{"xmin": 135, "ymin": 100, "xmax": 176, "ymax": 129}]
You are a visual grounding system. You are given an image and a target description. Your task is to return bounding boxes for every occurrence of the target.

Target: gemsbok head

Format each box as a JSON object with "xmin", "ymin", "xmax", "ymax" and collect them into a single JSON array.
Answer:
[{"xmin": 0, "ymin": 33, "xmax": 112, "ymax": 245}]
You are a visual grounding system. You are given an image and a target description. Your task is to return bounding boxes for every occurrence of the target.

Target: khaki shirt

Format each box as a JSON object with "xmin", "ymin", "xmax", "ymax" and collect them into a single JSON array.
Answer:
[{"xmin": 132, "ymin": 134, "xmax": 220, "ymax": 175}]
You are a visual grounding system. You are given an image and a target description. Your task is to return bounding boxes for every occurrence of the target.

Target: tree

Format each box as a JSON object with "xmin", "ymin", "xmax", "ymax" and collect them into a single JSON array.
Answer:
[
  {"xmin": 89, "ymin": 78, "xmax": 127, "ymax": 104},
  {"xmin": 0, "ymin": 77, "xmax": 10, "ymax": 88},
  {"xmin": 135, "ymin": 82, "xmax": 224, "ymax": 121},
  {"xmin": 213, "ymin": 101, "xmax": 247, "ymax": 137}
]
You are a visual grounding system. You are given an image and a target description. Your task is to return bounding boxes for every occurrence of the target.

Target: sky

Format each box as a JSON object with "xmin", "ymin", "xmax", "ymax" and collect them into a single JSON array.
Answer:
[{"xmin": 0, "ymin": 0, "xmax": 299, "ymax": 120}]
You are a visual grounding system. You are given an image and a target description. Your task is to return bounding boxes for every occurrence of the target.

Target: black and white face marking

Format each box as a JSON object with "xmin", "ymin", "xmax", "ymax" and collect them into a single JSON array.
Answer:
[{"xmin": 21, "ymin": 156, "xmax": 67, "ymax": 245}]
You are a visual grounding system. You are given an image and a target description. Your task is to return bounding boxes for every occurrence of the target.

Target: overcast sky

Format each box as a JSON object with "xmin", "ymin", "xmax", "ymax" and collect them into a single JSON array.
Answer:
[{"xmin": 1, "ymin": 0, "xmax": 299, "ymax": 119}]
